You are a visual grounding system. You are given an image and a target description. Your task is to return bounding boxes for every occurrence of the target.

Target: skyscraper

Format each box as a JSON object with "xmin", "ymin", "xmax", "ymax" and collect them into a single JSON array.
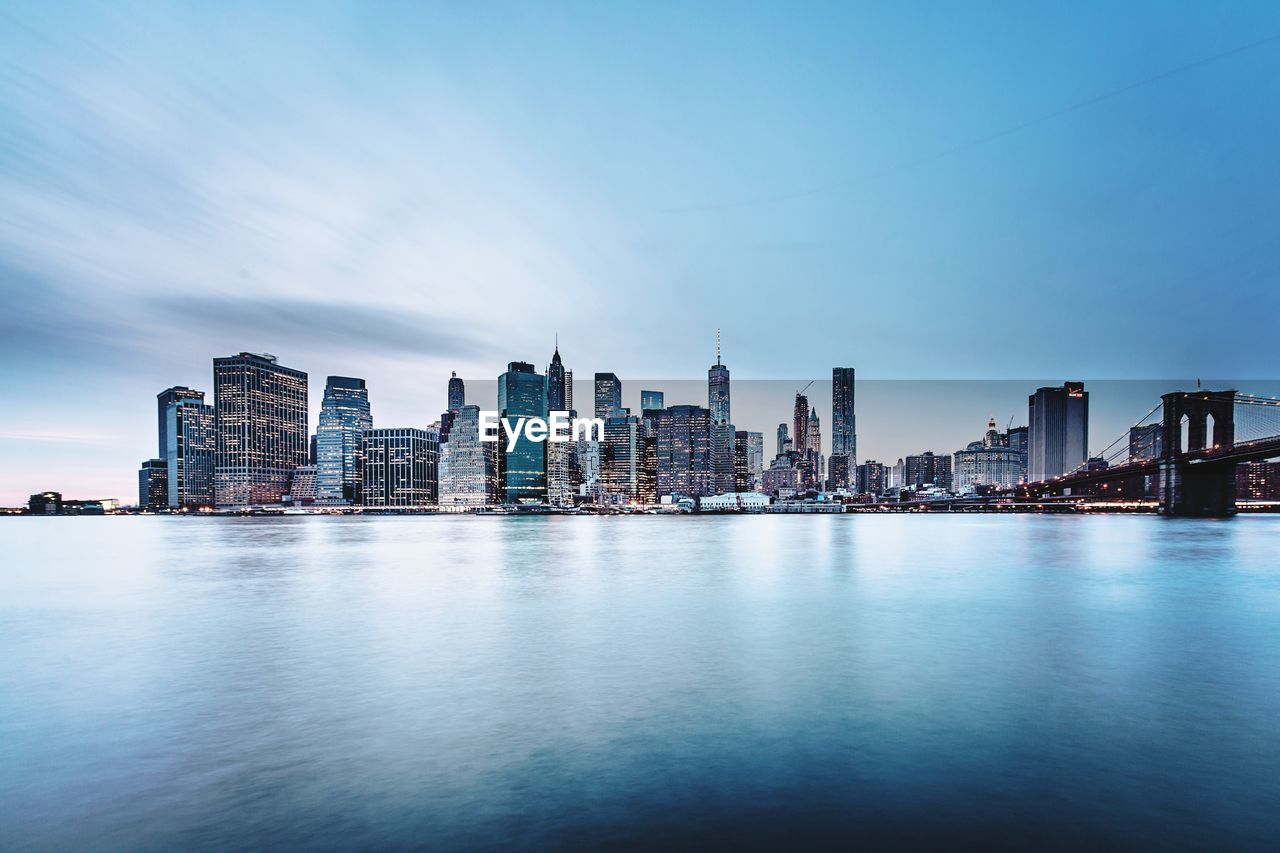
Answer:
[
  {"xmin": 498, "ymin": 362, "xmax": 548, "ymax": 504},
  {"xmin": 655, "ymin": 405, "xmax": 713, "ymax": 499},
  {"xmin": 439, "ymin": 405, "xmax": 496, "ymax": 508},
  {"xmin": 746, "ymin": 432, "xmax": 764, "ymax": 491},
  {"xmin": 601, "ymin": 412, "xmax": 641, "ymax": 502},
  {"xmin": 594, "ymin": 372, "xmax": 622, "ymax": 421},
  {"xmin": 807, "ymin": 406, "xmax": 821, "ymax": 460},
  {"xmin": 832, "ymin": 367, "xmax": 856, "ymax": 484},
  {"xmin": 156, "ymin": 386, "xmax": 204, "ymax": 459},
  {"xmin": 1028, "ymin": 382, "xmax": 1089, "ymax": 481},
  {"xmin": 793, "ymin": 394, "xmax": 810, "ymax": 456},
  {"xmin": 164, "ymin": 394, "xmax": 215, "ymax": 508},
  {"xmin": 776, "ymin": 423, "xmax": 789, "ymax": 457},
  {"xmin": 641, "ymin": 390, "xmax": 664, "ymax": 413},
  {"xmin": 360, "ymin": 427, "xmax": 438, "ymax": 507},
  {"xmin": 708, "ymin": 331, "xmax": 730, "ymax": 426},
  {"xmin": 315, "ymin": 376, "xmax": 372, "ymax": 505},
  {"xmin": 213, "ymin": 352, "xmax": 308, "ymax": 507},
  {"xmin": 711, "ymin": 420, "xmax": 736, "ymax": 494},
  {"xmin": 547, "ymin": 343, "xmax": 568, "ymax": 412},
  {"xmin": 447, "ymin": 371, "xmax": 465, "ymax": 411}
]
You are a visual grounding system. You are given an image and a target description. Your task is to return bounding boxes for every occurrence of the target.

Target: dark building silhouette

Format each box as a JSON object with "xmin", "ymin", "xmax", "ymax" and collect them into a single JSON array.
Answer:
[{"xmin": 1028, "ymin": 382, "xmax": 1088, "ymax": 481}]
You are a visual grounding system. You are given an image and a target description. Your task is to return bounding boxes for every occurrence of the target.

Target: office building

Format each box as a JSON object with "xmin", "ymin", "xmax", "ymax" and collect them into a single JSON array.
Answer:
[
  {"xmin": 213, "ymin": 352, "xmax": 308, "ymax": 506},
  {"xmin": 655, "ymin": 404, "xmax": 713, "ymax": 498},
  {"xmin": 1237, "ymin": 461, "xmax": 1280, "ymax": 501},
  {"xmin": 447, "ymin": 371, "xmax": 465, "ymax": 411},
  {"xmin": 1028, "ymin": 382, "xmax": 1088, "ymax": 481},
  {"xmin": 138, "ymin": 459, "xmax": 167, "ymax": 510},
  {"xmin": 164, "ymin": 395, "xmax": 215, "ymax": 509},
  {"xmin": 360, "ymin": 427, "xmax": 439, "ymax": 507},
  {"xmin": 602, "ymin": 412, "xmax": 642, "ymax": 502},
  {"xmin": 828, "ymin": 454, "xmax": 851, "ymax": 491},
  {"xmin": 315, "ymin": 376, "xmax": 372, "ymax": 505},
  {"xmin": 439, "ymin": 405, "xmax": 496, "ymax": 508},
  {"xmin": 156, "ymin": 386, "xmax": 204, "ymax": 459},
  {"xmin": 746, "ymin": 432, "xmax": 764, "ymax": 491},
  {"xmin": 594, "ymin": 372, "xmax": 622, "ymax": 421},
  {"xmin": 711, "ymin": 420, "xmax": 736, "ymax": 494},
  {"xmin": 776, "ymin": 423, "xmax": 789, "ymax": 457},
  {"xmin": 641, "ymin": 390, "xmax": 664, "ymax": 413},
  {"xmin": 499, "ymin": 362, "xmax": 548, "ymax": 504}
]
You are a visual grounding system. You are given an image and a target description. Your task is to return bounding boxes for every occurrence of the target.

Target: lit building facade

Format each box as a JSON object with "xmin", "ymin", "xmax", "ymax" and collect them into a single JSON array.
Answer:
[
  {"xmin": 953, "ymin": 419, "xmax": 1025, "ymax": 492},
  {"xmin": 165, "ymin": 396, "xmax": 216, "ymax": 508},
  {"xmin": 360, "ymin": 427, "xmax": 439, "ymax": 507},
  {"xmin": 655, "ymin": 404, "xmax": 712, "ymax": 498},
  {"xmin": 746, "ymin": 432, "xmax": 764, "ymax": 492},
  {"xmin": 594, "ymin": 372, "xmax": 622, "ymax": 421},
  {"xmin": 315, "ymin": 376, "xmax": 372, "ymax": 505},
  {"xmin": 213, "ymin": 352, "xmax": 309, "ymax": 507},
  {"xmin": 856, "ymin": 460, "xmax": 886, "ymax": 495},
  {"xmin": 641, "ymin": 390, "xmax": 664, "ymax": 413},
  {"xmin": 905, "ymin": 451, "xmax": 953, "ymax": 492},
  {"xmin": 602, "ymin": 412, "xmax": 641, "ymax": 501},
  {"xmin": 138, "ymin": 458, "xmax": 167, "ymax": 510}
]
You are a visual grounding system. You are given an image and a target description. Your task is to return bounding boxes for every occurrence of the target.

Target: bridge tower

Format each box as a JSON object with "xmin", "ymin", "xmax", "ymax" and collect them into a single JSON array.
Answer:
[{"xmin": 1157, "ymin": 390, "xmax": 1236, "ymax": 516}]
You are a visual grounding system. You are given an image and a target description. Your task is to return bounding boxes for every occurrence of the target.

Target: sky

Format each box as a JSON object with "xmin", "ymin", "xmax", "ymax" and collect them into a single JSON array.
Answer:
[{"xmin": 2, "ymin": 1, "xmax": 1280, "ymax": 503}]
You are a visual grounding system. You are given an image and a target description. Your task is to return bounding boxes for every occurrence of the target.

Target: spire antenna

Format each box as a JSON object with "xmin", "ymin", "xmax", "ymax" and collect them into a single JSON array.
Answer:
[{"xmin": 716, "ymin": 328, "xmax": 721, "ymax": 364}]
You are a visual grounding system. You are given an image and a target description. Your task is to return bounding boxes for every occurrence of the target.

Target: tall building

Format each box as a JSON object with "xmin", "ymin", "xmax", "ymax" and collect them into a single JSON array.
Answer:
[
  {"xmin": 164, "ymin": 394, "xmax": 215, "ymax": 509},
  {"xmin": 315, "ymin": 376, "xmax": 372, "ymax": 505},
  {"xmin": 447, "ymin": 371, "xmax": 465, "ymax": 411},
  {"xmin": 708, "ymin": 331, "xmax": 730, "ymax": 426},
  {"xmin": 594, "ymin": 372, "xmax": 622, "ymax": 421},
  {"xmin": 1028, "ymin": 382, "xmax": 1089, "ymax": 481},
  {"xmin": 746, "ymin": 432, "xmax": 764, "ymax": 491},
  {"xmin": 828, "ymin": 455, "xmax": 851, "ymax": 491},
  {"xmin": 156, "ymin": 386, "xmax": 204, "ymax": 458},
  {"xmin": 655, "ymin": 404, "xmax": 713, "ymax": 498},
  {"xmin": 807, "ymin": 406, "xmax": 821, "ymax": 460},
  {"xmin": 832, "ymin": 367, "xmax": 856, "ymax": 482},
  {"xmin": 641, "ymin": 390, "xmax": 664, "ymax": 413},
  {"xmin": 711, "ymin": 420, "xmax": 736, "ymax": 494},
  {"xmin": 360, "ymin": 427, "xmax": 438, "ymax": 507},
  {"xmin": 138, "ymin": 459, "xmax": 167, "ymax": 510},
  {"xmin": 734, "ymin": 431, "xmax": 751, "ymax": 492},
  {"xmin": 564, "ymin": 370, "xmax": 574, "ymax": 412},
  {"xmin": 793, "ymin": 394, "xmax": 810, "ymax": 456},
  {"xmin": 213, "ymin": 352, "xmax": 308, "ymax": 507},
  {"xmin": 856, "ymin": 460, "xmax": 887, "ymax": 495},
  {"xmin": 905, "ymin": 451, "xmax": 952, "ymax": 491},
  {"xmin": 439, "ymin": 405, "xmax": 496, "ymax": 508},
  {"xmin": 601, "ymin": 412, "xmax": 642, "ymax": 502},
  {"xmin": 1129, "ymin": 424, "xmax": 1163, "ymax": 461},
  {"xmin": 498, "ymin": 362, "xmax": 548, "ymax": 504},
  {"xmin": 776, "ymin": 423, "xmax": 789, "ymax": 457},
  {"xmin": 547, "ymin": 343, "xmax": 568, "ymax": 412},
  {"xmin": 953, "ymin": 419, "xmax": 1025, "ymax": 492}
]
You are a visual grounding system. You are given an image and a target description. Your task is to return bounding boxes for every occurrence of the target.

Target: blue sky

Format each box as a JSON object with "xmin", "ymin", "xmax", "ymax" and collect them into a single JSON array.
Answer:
[{"xmin": 2, "ymin": 1, "xmax": 1279, "ymax": 502}]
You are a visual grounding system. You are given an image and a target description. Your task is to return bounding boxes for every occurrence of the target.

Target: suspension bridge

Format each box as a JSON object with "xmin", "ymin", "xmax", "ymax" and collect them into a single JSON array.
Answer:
[{"xmin": 1021, "ymin": 390, "xmax": 1280, "ymax": 516}]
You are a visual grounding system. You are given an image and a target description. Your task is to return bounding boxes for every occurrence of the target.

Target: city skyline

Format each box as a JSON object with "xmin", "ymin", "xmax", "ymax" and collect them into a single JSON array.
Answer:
[{"xmin": 4, "ymin": 3, "xmax": 1280, "ymax": 502}]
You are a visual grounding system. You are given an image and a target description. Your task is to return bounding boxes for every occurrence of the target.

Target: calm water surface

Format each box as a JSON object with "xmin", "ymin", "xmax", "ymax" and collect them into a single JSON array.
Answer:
[{"xmin": 2, "ymin": 515, "xmax": 1279, "ymax": 850}]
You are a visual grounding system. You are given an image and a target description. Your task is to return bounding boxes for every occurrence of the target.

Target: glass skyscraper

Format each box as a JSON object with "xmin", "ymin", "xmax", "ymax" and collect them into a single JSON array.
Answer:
[
  {"xmin": 315, "ymin": 376, "xmax": 373, "ymax": 505},
  {"xmin": 157, "ymin": 386, "xmax": 204, "ymax": 459},
  {"xmin": 832, "ymin": 367, "xmax": 856, "ymax": 486},
  {"xmin": 165, "ymin": 395, "xmax": 215, "ymax": 508},
  {"xmin": 499, "ymin": 362, "xmax": 548, "ymax": 504},
  {"xmin": 640, "ymin": 390, "xmax": 664, "ymax": 413},
  {"xmin": 594, "ymin": 372, "xmax": 622, "ymax": 421},
  {"xmin": 213, "ymin": 352, "xmax": 309, "ymax": 507},
  {"xmin": 447, "ymin": 371, "xmax": 465, "ymax": 411},
  {"xmin": 547, "ymin": 345, "xmax": 568, "ymax": 412}
]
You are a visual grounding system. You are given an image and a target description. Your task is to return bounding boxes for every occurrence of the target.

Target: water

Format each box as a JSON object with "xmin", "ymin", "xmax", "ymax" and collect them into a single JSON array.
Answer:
[{"xmin": 2, "ymin": 515, "xmax": 1278, "ymax": 850}]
